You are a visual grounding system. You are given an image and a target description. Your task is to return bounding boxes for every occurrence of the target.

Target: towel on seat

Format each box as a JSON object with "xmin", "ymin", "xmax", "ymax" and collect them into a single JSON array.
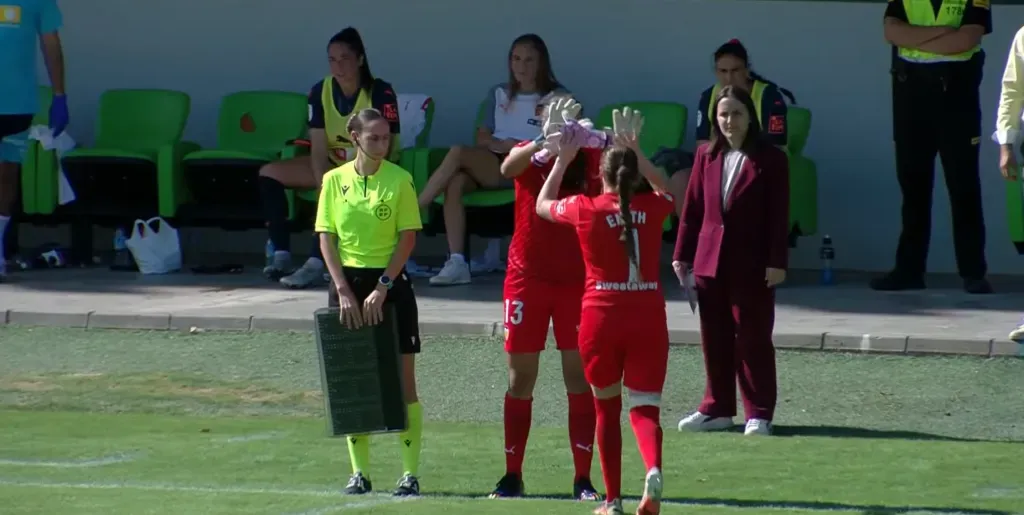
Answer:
[{"xmin": 28, "ymin": 125, "xmax": 77, "ymax": 206}]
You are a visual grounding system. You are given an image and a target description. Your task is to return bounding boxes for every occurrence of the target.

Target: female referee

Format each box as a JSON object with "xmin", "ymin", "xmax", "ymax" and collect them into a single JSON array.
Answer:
[
  {"xmin": 261, "ymin": 27, "xmax": 401, "ymax": 290},
  {"xmin": 485, "ymin": 97, "xmax": 604, "ymax": 501},
  {"xmin": 538, "ymin": 108, "xmax": 673, "ymax": 515},
  {"xmin": 315, "ymin": 108, "xmax": 423, "ymax": 497}
]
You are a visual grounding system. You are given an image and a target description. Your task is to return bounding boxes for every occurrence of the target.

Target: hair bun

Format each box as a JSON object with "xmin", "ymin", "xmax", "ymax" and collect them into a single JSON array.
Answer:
[{"xmin": 728, "ymin": 38, "xmax": 741, "ymax": 44}]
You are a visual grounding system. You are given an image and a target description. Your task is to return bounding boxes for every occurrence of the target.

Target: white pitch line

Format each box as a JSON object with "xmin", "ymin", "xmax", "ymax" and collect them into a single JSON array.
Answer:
[
  {"xmin": 0, "ymin": 478, "xmax": 338, "ymax": 498},
  {"xmin": 215, "ymin": 432, "xmax": 289, "ymax": 443},
  {"xmin": 282, "ymin": 497, "xmax": 416, "ymax": 514},
  {"xmin": 0, "ymin": 453, "xmax": 138, "ymax": 468}
]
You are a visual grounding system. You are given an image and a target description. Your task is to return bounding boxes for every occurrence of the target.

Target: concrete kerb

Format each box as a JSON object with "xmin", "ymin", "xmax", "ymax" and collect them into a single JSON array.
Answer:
[{"xmin": 0, "ymin": 309, "xmax": 1018, "ymax": 359}]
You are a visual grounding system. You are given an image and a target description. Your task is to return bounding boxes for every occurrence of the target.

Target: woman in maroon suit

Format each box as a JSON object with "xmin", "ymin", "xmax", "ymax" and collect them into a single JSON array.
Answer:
[{"xmin": 672, "ymin": 85, "xmax": 789, "ymax": 436}]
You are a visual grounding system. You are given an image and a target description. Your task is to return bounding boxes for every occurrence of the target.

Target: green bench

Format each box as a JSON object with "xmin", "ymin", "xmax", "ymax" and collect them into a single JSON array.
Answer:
[
  {"xmin": 177, "ymin": 90, "xmax": 308, "ymax": 228},
  {"xmin": 59, "ymin": 89, "xmax": 195, "ymax": 221}
]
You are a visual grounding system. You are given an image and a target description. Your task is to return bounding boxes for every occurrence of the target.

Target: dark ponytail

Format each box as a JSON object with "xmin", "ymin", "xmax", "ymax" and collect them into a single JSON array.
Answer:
[
  {"xmin": 602, "ymin": 147, "xmax": 642, "ymax": 282},
  {"xmin": 714, "ymin": 39, "xmax": 796, "ymax": 105}
]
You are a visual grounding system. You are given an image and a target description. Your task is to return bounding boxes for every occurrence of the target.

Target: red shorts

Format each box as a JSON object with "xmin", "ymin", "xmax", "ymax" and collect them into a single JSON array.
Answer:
[
  {"xmin": 503, "ymin": 276, "xmax": 583, "ymax": 353},
  {"xmin": 577, "ymin": 304, "xmax": 669, "ymax": 392}
]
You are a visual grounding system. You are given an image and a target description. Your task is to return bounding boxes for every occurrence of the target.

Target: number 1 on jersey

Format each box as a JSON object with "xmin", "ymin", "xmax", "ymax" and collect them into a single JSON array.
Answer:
[{"xmin": 627, "ymin": 228, "xmax": 640, "ymax": 283}]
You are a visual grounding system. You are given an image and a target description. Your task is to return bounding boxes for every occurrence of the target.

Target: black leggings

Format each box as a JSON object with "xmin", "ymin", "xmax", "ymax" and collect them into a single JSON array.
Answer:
[
  {"xmin": 258, "ymin": 175, "xmax": 323, "ymax": 260},
  {"xmin": 0, "ymin": 114, "xmax": 33, "ymax": 140}
]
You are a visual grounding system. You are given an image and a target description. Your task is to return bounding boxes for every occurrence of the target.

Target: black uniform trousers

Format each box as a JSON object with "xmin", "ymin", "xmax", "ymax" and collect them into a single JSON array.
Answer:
[
  {"xmin": 891, "ymin": 53, "xmax": 987, "ymax": 279},
  {"xmin": 328, "ymin": 267, "xmax": 422, "ymax": 354}
]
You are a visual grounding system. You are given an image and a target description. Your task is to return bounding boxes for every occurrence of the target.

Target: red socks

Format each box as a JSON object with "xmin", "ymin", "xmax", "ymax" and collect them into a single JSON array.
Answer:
[
  {"xmin": 629, "ymin": 405, "xmax": 663, "ymax": 471},
  {"xmin": 595, "ymin": 395, "xmax": 623, "ymax": 502},
  {"xmin": 503, "ymin": 394, "xmax": 533, "ymax": 475},
  {"xmin": 567, "ymin": 391, "xmax": 597, "ymax": 480}
]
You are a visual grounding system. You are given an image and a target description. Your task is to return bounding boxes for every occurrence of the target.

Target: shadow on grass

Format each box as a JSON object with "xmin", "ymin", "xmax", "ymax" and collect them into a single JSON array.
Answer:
[
  {"xmin": 421, "ymin": 491, "xmax": 1010, "ymax": 513},
  {"xmin": 770, "ymin": 425, "xmax": 1018, "ymax": 443}
]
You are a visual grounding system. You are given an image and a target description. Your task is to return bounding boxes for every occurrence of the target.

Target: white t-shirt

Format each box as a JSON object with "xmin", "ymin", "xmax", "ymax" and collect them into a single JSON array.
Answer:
[
  {"xmin": 481, "ymin": 83, "xmax": 569, "ymax": 142},
  {"xmin": 721, "ymin": 150, "xmax": 746, "ymax": 204}
]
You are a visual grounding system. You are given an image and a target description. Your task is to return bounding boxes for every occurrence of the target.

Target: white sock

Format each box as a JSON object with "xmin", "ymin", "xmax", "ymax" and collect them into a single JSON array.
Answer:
[
  {"xmin": 0, "ymin": 215, "xmax": 9, "ymax": 267},
  {"xmin": 304, "ymin": 257, "xmax": 324, "ymax": 269},
  {"xmin": 450, "ymin": 253, "xmax": 465, "ymax": 263}
]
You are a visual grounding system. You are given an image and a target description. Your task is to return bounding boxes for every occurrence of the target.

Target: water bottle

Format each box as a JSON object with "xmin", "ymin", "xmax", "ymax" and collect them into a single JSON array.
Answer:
[
  {"xmin": 819, "ymin": 234, "xmax": 835, "ymax": 285},
  {"xmin": 110, "ymin": 227, "xmax": 136, "ymax": 271},
  {"xmin": 265, "ymin": 239, "xmax": 275, "ymax": 267}
]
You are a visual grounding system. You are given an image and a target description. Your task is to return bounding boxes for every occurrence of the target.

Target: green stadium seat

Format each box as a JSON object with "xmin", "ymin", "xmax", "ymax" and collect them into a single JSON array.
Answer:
[
  {"xmin": 177, "ymin": 91, "xmax": 308, "ymax": 228},
  {"xmin": 785, "ymin": 106, "xmax": 817, "ymax": 240},
  {"xmin": 594, "ymin": 101, "xmax": 688, "ymax": 158},
  {"xmin": 59, "ymin": 89, "xmax": 194, "ymax": 221},
  {"xmin": 20, "ymin": 86, "xmax": 53, "ymax": 216},
  {"xmin": 596, "ymin": 101, "xmax": 689, "ymax": 232}
]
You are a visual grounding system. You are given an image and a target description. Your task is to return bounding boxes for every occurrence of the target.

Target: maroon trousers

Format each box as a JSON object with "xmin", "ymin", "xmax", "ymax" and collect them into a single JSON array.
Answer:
[{"xmin": 694, "ymin": 274, "xmax": 778, "ymax": 421}]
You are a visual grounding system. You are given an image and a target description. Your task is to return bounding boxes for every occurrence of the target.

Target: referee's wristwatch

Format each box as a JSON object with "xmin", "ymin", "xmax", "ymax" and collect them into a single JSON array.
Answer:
[{"xmin": 378, "ymin": 275, "xmax": 394, "ymax": 290}]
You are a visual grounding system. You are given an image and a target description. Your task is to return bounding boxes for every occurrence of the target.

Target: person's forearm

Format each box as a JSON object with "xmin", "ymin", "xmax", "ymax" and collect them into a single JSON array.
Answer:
[
  {"xmin": 384, "ymin": 231, "xmax": 416, "ymax": 280},
  {"xmin": 475, "ymin": 129, "xmax": 496, "ymax": 149},
  {"xmin": 40, "ymin": 35, "xmax": 65, "ymax": 95},
  {"xmin": 320, "ymin": 233, "xmax": 351, "ymax": 292},
  {"xmin": 535, "ymin": 156, "xmax": 568, "ymax": 218},
  {"xmin": 884, "ymin": 18, "xmax": 952, "ymax": 48},
  {"xmin": 635, "ymin": 149, "xmax": 669, "ymax": 193},
  {"xmin": 996, "ymin": 41, "xmax": 1024, "ymax": 145},
  {"xmin": 501, "ymin": 139, "xmax": 541, "ymax": 179},
  {"xmin": 916, "ymin": 28, "xmax": 983, "ymax": 55}
]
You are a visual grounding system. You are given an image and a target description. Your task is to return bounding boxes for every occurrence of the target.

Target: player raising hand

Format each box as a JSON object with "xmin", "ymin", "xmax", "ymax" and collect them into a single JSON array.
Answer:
[
  {"xmin": 537, "ymin": 108, "xmax": 673, "ymax": 515},
  {"xmin": 488, "ymin": 97, "xmax": 608, "ymax": 502}
]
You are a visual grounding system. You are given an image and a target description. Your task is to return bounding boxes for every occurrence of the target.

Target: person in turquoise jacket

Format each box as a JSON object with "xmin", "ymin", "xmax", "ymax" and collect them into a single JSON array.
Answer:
[{"xmin": 0, "ymin": 0, "xmax": 68, "ymax": 280}]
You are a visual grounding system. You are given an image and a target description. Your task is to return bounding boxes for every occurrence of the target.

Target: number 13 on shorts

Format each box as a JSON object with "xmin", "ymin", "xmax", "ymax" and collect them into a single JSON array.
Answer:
[{"xmin": 504, "ymin": 299, "xmax": 524, "ymax": 326}]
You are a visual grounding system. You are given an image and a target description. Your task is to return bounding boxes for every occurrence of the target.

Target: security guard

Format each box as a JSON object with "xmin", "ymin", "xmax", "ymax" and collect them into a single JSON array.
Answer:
[
  {"xmin": 314, "ymin": 108, "xmax": 423, "ymax": 497},
  {"xmin": 874, "ymin": 0, "xmax": 992, "ymax": 293}
]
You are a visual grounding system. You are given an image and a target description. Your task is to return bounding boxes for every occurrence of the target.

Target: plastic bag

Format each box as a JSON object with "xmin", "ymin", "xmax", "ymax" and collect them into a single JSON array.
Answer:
[{"xmin": 125, "ymin": 217, "xmax": 182, "ymax": 274}]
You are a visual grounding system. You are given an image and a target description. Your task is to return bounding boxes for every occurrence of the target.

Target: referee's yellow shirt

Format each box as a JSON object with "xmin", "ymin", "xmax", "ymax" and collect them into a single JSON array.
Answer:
[{"xmin": 315, "ymin": 160, "xmax": 422, "ymax": 269}]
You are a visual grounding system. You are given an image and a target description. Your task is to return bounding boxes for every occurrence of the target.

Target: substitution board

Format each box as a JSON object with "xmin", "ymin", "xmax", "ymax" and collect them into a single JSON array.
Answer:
[{"xmin": 313, "ymin": 307, "xmax": 408, "ymax": 436}]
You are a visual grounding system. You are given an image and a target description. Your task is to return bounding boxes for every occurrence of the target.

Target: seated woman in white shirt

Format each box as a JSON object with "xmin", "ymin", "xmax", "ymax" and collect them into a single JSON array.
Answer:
[{"xmin": 418, "ymin": 34, "xmax": 568, "ymax": 286}]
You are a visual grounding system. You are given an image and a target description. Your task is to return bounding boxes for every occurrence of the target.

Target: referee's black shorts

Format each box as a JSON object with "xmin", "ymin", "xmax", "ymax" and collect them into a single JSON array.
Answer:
[{"xmin": 328, "ymin": 267, "xmax": 421, "ymax": 354}]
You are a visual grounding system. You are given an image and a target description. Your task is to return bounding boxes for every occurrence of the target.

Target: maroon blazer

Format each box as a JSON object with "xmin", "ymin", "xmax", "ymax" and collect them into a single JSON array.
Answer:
[{"xmin": 673, "ymin": 141, "xmax": 790, "ymax": 281}]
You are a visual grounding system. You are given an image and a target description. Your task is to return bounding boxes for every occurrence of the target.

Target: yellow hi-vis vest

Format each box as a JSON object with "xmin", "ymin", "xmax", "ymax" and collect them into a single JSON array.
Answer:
[
  {"xmin": 322, "ymin": 76, "xmax": 373, "ymax": 165},
  {"xmin": 710, "ymin": 80, "xmax": 768, "ymax": 129},
  {"xmin": 897, "ymin": 0, "xmax": 980, "ymax": 63}
]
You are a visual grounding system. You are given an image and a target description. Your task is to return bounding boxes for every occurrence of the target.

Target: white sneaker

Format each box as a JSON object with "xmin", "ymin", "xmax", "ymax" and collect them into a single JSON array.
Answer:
[
  {"xmin": 744, "ymin": 418, "xmax": 772, "ymax": 436},
  {"xmin": 677, "ymin": 411, "xmax": 735, "ymax": 432},
  {"xmin": 1009, "ymin": 318, "xmax": 1024, "ymax": 342},
  {"xmin": 429, "ymin": 257, "xmax": 471, "ymax": 286},
  {"xmin": 280, "ymin": 262, "xmax": 326, "ymax": 289},
  {"xmin": 263, "ymin": 253, "xmax": 293, "ymax": 280},
  {"xmin": 636, "ymin": 467, "xmax": 662, "ymax": 514}
]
